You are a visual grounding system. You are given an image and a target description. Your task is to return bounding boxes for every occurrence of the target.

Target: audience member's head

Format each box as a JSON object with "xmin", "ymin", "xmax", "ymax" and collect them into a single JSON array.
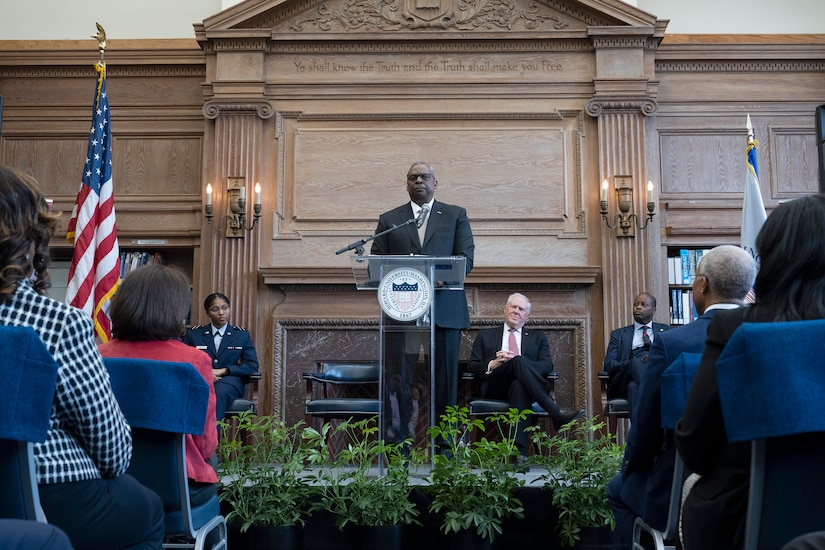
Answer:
[
  {"xmin": 110, "ymin": 264, "xmax": 191, "ymax": 341},
  {"xmin": 692, "ymin": 245, "xmax": 756, "ymax": 313},
  {"xmin": 0, "ymin": 165, "xmax": 59, "ymax": 300},
  {"xmin": 753, "ymin": 194, "xmax": 825, "ymax": 321}
]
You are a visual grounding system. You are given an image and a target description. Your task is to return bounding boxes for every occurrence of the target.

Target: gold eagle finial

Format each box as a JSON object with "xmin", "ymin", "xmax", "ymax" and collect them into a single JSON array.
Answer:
[{"xmin": 92, "ymin": 22, "xmax": 107, "ymax": 59}]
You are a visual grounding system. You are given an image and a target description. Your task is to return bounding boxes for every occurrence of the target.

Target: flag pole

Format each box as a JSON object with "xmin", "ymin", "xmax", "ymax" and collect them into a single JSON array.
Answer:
[
  {"xmin": 65, "ymin": 23, "xmax": 120, "ymax": 343},
  {"xmin": 741, "ymin": 113, "xmax": 767, "ymax": 303}
]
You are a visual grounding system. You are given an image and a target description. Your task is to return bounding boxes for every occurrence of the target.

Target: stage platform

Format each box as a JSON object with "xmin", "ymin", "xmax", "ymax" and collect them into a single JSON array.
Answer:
[{"xmin": 221, "ymin": 466, "xmax": 619, "ymax": 550}]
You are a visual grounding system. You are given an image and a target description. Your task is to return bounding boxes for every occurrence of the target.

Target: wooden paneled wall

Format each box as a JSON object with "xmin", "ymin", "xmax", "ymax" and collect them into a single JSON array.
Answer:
[{"xmin": 2, "ymin": 22, "xmax": 823, "ymax": 424}]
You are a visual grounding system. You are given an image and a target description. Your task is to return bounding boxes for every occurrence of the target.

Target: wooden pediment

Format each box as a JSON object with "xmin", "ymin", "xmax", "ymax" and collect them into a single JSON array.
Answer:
[{"xmin": 198, "ymin": 0, "xmax": 660, "ymax": 37}]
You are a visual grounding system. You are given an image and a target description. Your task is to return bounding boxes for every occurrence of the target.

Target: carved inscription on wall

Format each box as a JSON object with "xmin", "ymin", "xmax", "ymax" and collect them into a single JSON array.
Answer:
[
  {"xmin": 292, "ymin": 58, "xmax": 564, "ymax": 75},
  {"xmin": 268, "ymin": 51, "xmax": 594, "ymax": 83}
]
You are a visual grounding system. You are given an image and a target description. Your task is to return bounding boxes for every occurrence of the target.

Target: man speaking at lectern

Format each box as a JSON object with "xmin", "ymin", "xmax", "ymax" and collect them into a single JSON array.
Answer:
[{"xmin": 371, "ymin": 161, "xmax": 475, "ymax": 445}]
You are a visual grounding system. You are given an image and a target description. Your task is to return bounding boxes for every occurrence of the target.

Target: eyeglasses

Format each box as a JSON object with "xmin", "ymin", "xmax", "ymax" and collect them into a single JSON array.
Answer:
[{"xmin": 407, "ymin": 173, "xmax": 434, "ymax": 182}]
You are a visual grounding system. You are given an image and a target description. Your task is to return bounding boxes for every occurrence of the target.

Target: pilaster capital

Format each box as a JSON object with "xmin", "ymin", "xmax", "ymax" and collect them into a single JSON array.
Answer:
[
  {"xmin": 585, "ymin": 97, "xmax": 658, "ymax": 118},
  {"xmin": 203, "ymin": 100, "xmax": 275, "ymax": 120}
]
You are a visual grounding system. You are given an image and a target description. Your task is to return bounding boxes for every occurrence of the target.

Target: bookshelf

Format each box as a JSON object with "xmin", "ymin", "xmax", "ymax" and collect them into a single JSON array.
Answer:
[
  {"xmin": 666, "ymin": 247, "xmax": 712, "ymax": 326},
  {"xmin": 49, "ymin": 246, "xmax": 195, "ymax": 321}
]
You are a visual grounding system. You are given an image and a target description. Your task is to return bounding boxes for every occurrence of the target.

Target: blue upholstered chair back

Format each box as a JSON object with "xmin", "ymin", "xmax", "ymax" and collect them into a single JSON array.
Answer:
[
  {"xmin": 716, "ymin": 320, "xmax": 825, "ymax": 550},
  {"xmin": 103, "ymin": 358, "xmax": 226, "ymax": 550},
  {"xmin": 103, "ymin": 357, "xmax": 209, "ymax": 435},
  {"xmin": 0, "ymin": 325, "xmax": 59, "ymax": 443},
  {"xmin": 0, "ymin": 325, "xmax": 58, "ymax": 522}
]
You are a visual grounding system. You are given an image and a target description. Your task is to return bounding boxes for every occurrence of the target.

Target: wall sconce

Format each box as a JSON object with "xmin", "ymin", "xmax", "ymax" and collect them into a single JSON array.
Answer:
[
  {"xmin": 600, "ymin": 175, "xmax": 656, "ymax": 237},
  {"xmin": 204, "ymin": 177, "xmax": 262, "ymax": 237}
]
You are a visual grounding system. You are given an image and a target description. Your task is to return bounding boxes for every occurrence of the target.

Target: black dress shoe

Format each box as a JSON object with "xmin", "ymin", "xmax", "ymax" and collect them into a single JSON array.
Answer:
[
  {"xmin": 511, "ymin": 455, "xmax": 530, "ymax": 473},
  {"xmin": 553, "ymin": 408, "xmax": 585, "ymax": 430}
]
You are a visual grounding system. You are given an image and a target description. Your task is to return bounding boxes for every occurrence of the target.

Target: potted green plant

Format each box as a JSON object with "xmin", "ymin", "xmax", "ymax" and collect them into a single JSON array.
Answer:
[
  {"xmin": 217, "ymin": 411, "xmax": 319, "ymax": 549},
  {"xmin": 424, "ymin": 405, "xmax": 527, "ymax": 548},
  {"xmin": 305, "ymin": 418, "xmax": 421, "ymax": 550},
  {"xmin": 528, "ymin": 416, "xmax": 624, "ymax": 549}
]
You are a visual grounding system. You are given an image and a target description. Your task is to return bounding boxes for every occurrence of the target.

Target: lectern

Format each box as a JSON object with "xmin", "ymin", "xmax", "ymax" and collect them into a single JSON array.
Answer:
[{"xmin": 351, "ymin": 255, "xmax": 466, "ymax": 457}]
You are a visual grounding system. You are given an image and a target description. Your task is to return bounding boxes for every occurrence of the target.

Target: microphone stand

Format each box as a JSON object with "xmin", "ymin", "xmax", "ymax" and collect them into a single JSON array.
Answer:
[{"xmin": 335, "ymin": 216, "xmax": 417, "ymax": 257}]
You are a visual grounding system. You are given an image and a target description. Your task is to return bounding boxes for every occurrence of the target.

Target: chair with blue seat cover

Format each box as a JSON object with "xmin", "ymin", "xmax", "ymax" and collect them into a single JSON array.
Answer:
[
  {"xmin": 103, "ymin": 357, "xmax": 227, "ymax": 550},
  {"xmin": 632, "ymin": 352, "xmax": 701, "ymax": 550},
  {"xmin": 0, "ymin": 325, "xmax": 59, "ymax": 523},
  {"xmin": 716, "ymin": 320, "xmax": 825, "ymax": 550}
]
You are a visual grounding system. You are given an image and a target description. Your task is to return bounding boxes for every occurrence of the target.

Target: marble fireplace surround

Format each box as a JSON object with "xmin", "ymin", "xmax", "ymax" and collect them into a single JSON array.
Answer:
[{"xmin": 272, "ymin": 311, "xmax": 589, "ymax": 429}]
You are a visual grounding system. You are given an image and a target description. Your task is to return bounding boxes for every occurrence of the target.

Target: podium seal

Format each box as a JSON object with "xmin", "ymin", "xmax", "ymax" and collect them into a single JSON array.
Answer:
[{"xmin": 378, "ymin": 267, "xmax": 433, "ymax": 321}]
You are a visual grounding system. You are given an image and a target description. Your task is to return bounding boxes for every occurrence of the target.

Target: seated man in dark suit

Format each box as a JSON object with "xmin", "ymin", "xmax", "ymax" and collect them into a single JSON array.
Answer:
[
  {"xmin": 469, "ymin": 293, "xmax": 584, "ymax": 459},
  {"xmin": 603, "ymin": 292, "xmax": 671, "ymax": 416},
  {"xmin": 607, "ymin": 245, "xmax": 756, "ymax": 549}
]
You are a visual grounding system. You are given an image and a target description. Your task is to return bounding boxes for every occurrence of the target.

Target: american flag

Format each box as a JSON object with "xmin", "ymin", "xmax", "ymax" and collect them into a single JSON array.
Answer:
[
  {"xmin": 740, "ymin": 114, "xmax": 767, "ymax": 304},
  {"xmin": 66, "ymin": 61, "xmax": 120, "ymax": 342}
]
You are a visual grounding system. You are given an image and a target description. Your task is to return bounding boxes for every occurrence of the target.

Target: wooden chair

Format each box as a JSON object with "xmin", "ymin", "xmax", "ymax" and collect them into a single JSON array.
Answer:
[
  {"xmin": 597, "ymin": 370, "xmax": 632, "ymax": 443},
  {"xmin": 465, "ymin": 371, "xmax": 560, "ymax": 418},
  {"xmin": 224, "ymin": 372, "xmax": 262, "ymax": 417},
  {"xmin": 465, "ymin": 370, "xmax": 560, "ymax": 450},
  {"xmin": 303, "ymin": 360, "xmax": 380, "ymax": 426},
  {"xmin": 222, "ymin": 372, "xmax": 262, "ymax": 445}
]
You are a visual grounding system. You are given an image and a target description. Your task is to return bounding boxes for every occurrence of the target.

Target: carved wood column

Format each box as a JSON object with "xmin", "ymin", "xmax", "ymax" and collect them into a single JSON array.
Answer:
[
  {"xmin": 196, "ymin": 24, "xmax": 280, "ymax": 414},
  {"xmin": 586, "ymin": 24, "xmax": 667, "ymax": 339}
]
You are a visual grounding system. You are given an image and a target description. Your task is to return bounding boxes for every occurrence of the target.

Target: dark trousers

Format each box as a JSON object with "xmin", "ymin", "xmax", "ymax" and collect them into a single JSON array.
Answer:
[
  {"xmin": 0, "ymin": 519, "xmax": 73, "ymax": 550},
  {"xmin": 484, "ymin": 356, "xmax": 556, "ymax": 454},
  {"xmin": 383, "ymin": 327, "xmax": 460, "ymax": 444},
  {"xmin": 607, "ymin": 473, "xmax": 635, "ymax": 550},
  {"xmin": 39, "ymin": 473, "xmax": 164, "ymax": 550},
  {"xmin": 214, "ymin": 376, "xmax": 244, "ymax": 420}
]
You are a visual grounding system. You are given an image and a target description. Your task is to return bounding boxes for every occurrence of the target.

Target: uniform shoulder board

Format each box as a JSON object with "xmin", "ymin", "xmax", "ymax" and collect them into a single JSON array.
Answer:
[
  {"xmin": 233, "ymin": 325, "xmax": 249, "ymax": 332},
  {"xmin": 190, "ymin": 324, "xmax": 206, "ymax": 330}
]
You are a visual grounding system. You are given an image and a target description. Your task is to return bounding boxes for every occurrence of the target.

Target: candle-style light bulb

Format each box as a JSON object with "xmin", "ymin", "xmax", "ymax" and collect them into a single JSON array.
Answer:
[
  {"xmin": 646, "ymin": 180, "xmax": 654, "ymax": 204},
  {"xmin": 205, "ymin": 183, "xmax": 213, "ymax": 206},
  {"xmin": 601, "ymin": 180, "xmax": 609, "ymax": 204},
  {"xmin": 255, "ymin": 182, "xmax": 261, "ymax": 206}
]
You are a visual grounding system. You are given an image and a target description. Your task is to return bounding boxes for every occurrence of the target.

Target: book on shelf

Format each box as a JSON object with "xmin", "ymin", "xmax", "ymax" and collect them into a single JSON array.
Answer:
[
  {"xmin": 680, "ymin": 249, "xmax": 690, "ymax": 286},
  {"xmin": 667, "ymin": 248, "xmax": 713, "ymax": 286},
  {"xmin": 119, "ymin": 251, "xmax": 166, "ymax": 279},
  {"xmin": 669, "ymin": 288, "xmax": 700, "ymax": 325}
]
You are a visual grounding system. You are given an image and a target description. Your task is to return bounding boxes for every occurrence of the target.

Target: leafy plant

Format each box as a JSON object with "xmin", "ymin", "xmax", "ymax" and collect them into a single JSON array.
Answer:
[
  {"xmin": 425, "ymin": 405, "xmax": 527, "ymax": 542},
  {"xmin": 528, "ymin": 416, "xmax": 624, "ymax": 547},
  {"xmin": 216, "ymin": 411, "xmax": 318, "ymax": 532},
  {"xmin": 305, "ymin": 418, "xmax": 421, "ymax": 529}
]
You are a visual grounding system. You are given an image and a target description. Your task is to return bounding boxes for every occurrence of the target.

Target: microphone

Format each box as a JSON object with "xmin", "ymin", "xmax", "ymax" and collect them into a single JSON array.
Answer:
[{"xmin": 415, "ymin": 204, "xmax": 431, "ymax": 228}]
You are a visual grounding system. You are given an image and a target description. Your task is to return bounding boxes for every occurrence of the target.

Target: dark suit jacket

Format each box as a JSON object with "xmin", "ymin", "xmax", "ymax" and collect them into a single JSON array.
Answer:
[
  {"xmin": 468, "ymin": 325, "xmax": 554, "ymax": 395},
  {"xmin": 183, "ymin": 324, "xmax": 259, "ymax": 395},
  {"xmin": 619, "ymin": 309, "xmax": 719, "ymax": 531},
  {"xmin": 603, "ymin": 321, "xmax": 671, "ymax": 398},
  {"xmin": 675, "ymin": 306, "xmax": 765, "ymax": 550},
  {"xmin": 370, "ymin": 200, "xmax": 474, "ymax": 329}
]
